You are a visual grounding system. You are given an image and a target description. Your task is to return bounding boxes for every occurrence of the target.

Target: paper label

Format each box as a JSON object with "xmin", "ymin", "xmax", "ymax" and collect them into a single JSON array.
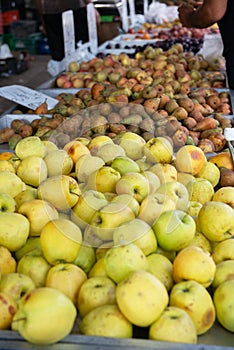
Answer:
[
  {"xmin": 121, "ymin": 0, "xmax": 129, "ymax": 33},
  {"xmin": 129, "ymin": 0, "xmax": 136, "ymax": 27},
  {"xmin": 143, "ymin": 0, "xmax": 149, "ymax": 15},
  {"xmin": 87, "ymin": 3, "xmax": 98, "ymax": 55},
  {"xmin": 62, "ymin": 10, "xmax": 76, "ymax": 70},
  {"xmin": 0, "ymin": 85, "xmax": 58, "ymax": 110}
]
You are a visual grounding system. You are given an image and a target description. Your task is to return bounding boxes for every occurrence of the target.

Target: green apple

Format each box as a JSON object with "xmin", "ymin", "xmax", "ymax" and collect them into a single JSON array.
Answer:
[
  {"xmin": 18, "ymin": 199, "xmax": 59, "ymax": 236},
  {"xmin": 136, "ymin": 158, "xmax": 151, "ymax": 172},
  {"xmin": 112, "ymin": 218, "xmax": 157, "ymax": 256},
  {"xmin": 71, "ymin": 189, "xmax": 108, "ymax": 230},
  {"xmin": 186, "ymin": 178, "xmax": 214, "ymax": 205},
  {"xmin": 104, "ymin": 242, "xmax": 148, "ymax": 284},
  {"xmin": 152, "ymin": 209, "xmax": 196, "ymax": 251},
  {"xmin": 0, "ymin": 272, "xmax": 36, "ymax": 304},
  {"xmin": 142, "ymin": 170, "xmax": 161, "ymax": 194},
  {"xmin": 211, "ymin": 260, "xmax": 234, "ymax": 291},
  {"xmin": 73, "ymin": 241, "xmax": 96, "ymax": 274},
  {"xmin": 15, "ymin": 136, "xmax": 46, "ymax": 160},
  {"xmin": 0, "ymin": 246, "xmax": 16, "ymax": 275},
  {"xmin": 147, "ymin": 253, "xmax": 173, "ymax": 292},
  {"xmin": 116, "ymin": 172, "xmax": 149, "ymax": 203},
  {"xmin": 196, "ymin": 161, "xmax": 220, "ymax": 187},
  {"xmin": 15, "ymin": 237, "xmax": 42, "ymax": 261},
  {"xmin": 46, "ymin": 263, "xmax": 87, "ymax": 304},
  {"xmin": 116, "ymin": 269, "xmax": 168, "ymax": 327},
  {"xmin": 169, "ymin": 280, "xmax": 216, "ymax": 335},
  {"xmin": 87, "ymin": 166, "xmax": 121, "ymax": 193},
  {"xmin": 87, "ymin": 202, "xmax": 135, "ymax": 243},
  {"xmin": 155, "ymin": 181, "xmax": 189, "ymax": 211},
  {"xmin": 0, "ymin": 193, "xmax": 16, "ymax": 213},
  {"xmin": 0, "ymin": 171, "xmax": 25, "ymax": 198},
  {"xmin": 111, "ymin": 156, "xmax": 140, "ymax": 175},
  {"xmin": 0, "ymin": 212, "xmax": 30, "ymax": 251},
  {"xmin": 116, "ymin": 131, "xmax": 146, "ymax": 160},
  {"xmin": 0, "ymin": 291, "xmax": 17, "ymax": 330},
  {"xmin": 14, "ymin": 187, "xmax": 38, "ymax": 208},
  {"xmin": 111, "ymin": 193, "xmax": 140, "ymax": 216},
  {"xmin": 150, "ymin": 163, "xmax": 178, "ymax": 184},
  {"xmin": 172, "ymin": 245, "xmax": 216, "ymax": 288},
  {"xmin": 149, "ymin": 306, "xmax": 197, "ymax": 343},
  {"xmin": 212, "ymin": 238, "xmax": 234, "ymax": 264},
  {"xmin": 88, "ymin": 135, "xmax": 113, "ymax": 156},
  {"xmin": 77, "ymin": 276, "xmax": 116, "ymax": 317},
  {"xmin": 37, "ymin": 175, "xmax": 81, "ymax": 211},
  {"xmin": 16, "ymin": 156, "xmax": 48, "ymax": 187},
  {"xmin": 17, "ymin": 253, "xmax": 51, "ymax": 287},
  {"xmin": 144, "ymin": 137, "xmax": 173, "ymax": 164},
  {"xmin": 44, "ymin": 150, "xmax": 73, "ymax": 176},
  {"xmin": 12, "ymin": 287, "xmax": 77, "ymax": 344},
  {"xmin": 96, "ymin": 143, "xmax": 126, "ymax": 164},
  {"xmin": 197, "ymin": 201, "xmax": 234, "ymax": 242},
  {"xmin": 138, "ymin": 192, "xmax": 176, "ymax": 226},
  {"xmin": 212, "ymin": 187, "xmax": 234, "ymax": 209},
  {"xmin": 213, "ymin": 279, "xmax": 234, "ymax": 332},
  {"xmin": 75, "ymin": 154, "xmax": 104, "ymax": 183},
  {"xmin": 79, "ymin": 304, "xmax": 132, "ymax": 338},
  {"xmin": 40, "ymin": 218, "xmax": 82, "ymax": 265}
]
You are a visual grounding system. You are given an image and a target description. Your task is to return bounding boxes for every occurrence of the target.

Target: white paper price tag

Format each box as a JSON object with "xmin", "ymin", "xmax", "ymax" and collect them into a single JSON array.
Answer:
[
  {"xmin": 128, "ymin": 0, "xmax": 136, "ymax": 27},
  {"xmin": 87, "ymin": 3, "xmax": 98, "ymax": 55},
  {"xmin": 121, "ymin": 0, "xmax": 128, "ymax": 33},
  {"xmin": 0, "ymin": 85, "xmax": 58, "ymax": 110},
  {"xmin": 62, "ymin": 10, "xmax": 76, "ymax": 71},
  {"xmin": 143, "ymin": 0, "xmax": 148, "ymax": 16}
]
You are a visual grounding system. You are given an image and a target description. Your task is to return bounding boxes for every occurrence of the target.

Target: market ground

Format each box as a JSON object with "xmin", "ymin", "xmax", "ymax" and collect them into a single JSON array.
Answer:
[{"xmin": 0, "ymin": 54, "xmax": 52, "ymax": 116}]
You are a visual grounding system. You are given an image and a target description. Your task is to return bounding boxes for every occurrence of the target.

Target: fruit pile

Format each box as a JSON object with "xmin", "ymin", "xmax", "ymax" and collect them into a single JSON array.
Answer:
[{"xmin": 0, "ymin": 134, "xmax": 234, "ymax": 345}]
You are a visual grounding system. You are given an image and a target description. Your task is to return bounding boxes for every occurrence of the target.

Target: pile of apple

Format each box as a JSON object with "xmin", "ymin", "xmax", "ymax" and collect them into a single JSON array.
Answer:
[{"xmin": 0, "ymin": 133, "xmax": 234, "ymax": 346}]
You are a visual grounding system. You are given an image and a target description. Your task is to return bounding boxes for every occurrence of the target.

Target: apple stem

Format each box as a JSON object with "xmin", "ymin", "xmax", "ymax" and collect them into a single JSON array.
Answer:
[{"xmin": 12, "ymin": 317, "xmax": 27, "ymax": 323}]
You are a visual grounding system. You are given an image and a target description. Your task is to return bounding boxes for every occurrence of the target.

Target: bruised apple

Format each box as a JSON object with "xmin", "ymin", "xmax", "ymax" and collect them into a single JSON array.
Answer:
[{"xmin": 175, "ymin": 145, "xmax": 207, "ymax": 175}]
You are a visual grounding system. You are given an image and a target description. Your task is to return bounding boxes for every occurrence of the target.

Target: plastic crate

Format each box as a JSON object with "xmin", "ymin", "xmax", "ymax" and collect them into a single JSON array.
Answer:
[{"xmin": 15, "ymin": 32, "xmax": 42, "ymax": 54}]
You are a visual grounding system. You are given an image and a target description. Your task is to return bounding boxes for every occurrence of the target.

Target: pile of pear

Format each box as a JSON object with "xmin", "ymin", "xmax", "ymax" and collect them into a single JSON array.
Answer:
[{"xmin": 0, "ymin": 134, "xmax": 234, "ymax": 345}]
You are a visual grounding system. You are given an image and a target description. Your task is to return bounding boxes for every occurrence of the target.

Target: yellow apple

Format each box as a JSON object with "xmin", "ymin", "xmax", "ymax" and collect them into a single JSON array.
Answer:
[
  {"xmin": 142, "ymin": 170, "xmax": 161, "ymax": 194},
  {"xmin": 104, "ymin": 242, "xmax": 149, "ymax": 283},
  {"xmin": 186, "ymin": 200, "xmax": 203, "ymax": 217},
  {"xmin": 152, "ymin": 209, "xmax": 196, "ymax": 251},
  {"xmin": 37, "ymin": 175, "xmax": 81, "ymax": 211},
  {"xmin": 111, "ymin": 193, "xmax": 140, "ymax": 216},
  {"xmin": 149, "ymin": 306, "xmax": 197, "ymax": 344},
  {"xmin": 0, "ymin": 193, "xmax": 16, "ymax": 213},
  {"xmin": 15, "ymin": 136, "xmax": 46, "ymax": 160},
  {"xmin": 44, "ymin": 149, "xmax": 73, "ymax": 176},
  {"xmin": 187, "ymin": 231, "xmax": 212, "ymax": 253},
  {"xmin": 79, "ymin": 304, "xmax": 132, "ymax": 338},
  {"xmin": 96, "ymin": 143, "xmax": 126, "ymax": 164},
  {"xmin": 197, "ymin": 201, "xmax": 234, "ymax": 242},
  {"xmin": 14, "ymin": 237, "xmax": 42, "ymax": 261},
  {"xmin": 40, "ymin": 218, "xmax": 82, "ymax": 265},
  {"xmin": 177, "ymin": 171, "xmax": 195, "ymax": 186},
  {"xmin": 212, "ymin": 187, "xmax": 234, "ymax": 209},
  {"xmin": 18, "ymin": 199, "xmax": 59, "ymax": 236},
  {"xmin": 169, "ymin": 280, "xmax": 216, "ymax": 335},
  {"xmin": 0, "ymin": 171, "xmax": 25, "ymax": 198},
  {"xmin": 150, "ymin": 163, "xmax": 178, "ymax": 184},
  {"xmin": 0, "ymin": 246, "xmax": 16, "ymax": 275},
  {"xmin": 16, "ymin": 156, "xmax": 48, "ymax": 187},
  {"xmin": 116, "ymin": 269, "xmax": 169, "ymax": 327},
  {"xmin": 186, "ymin": 178, "xmax": 214, "ymax": 205},
  {"xmin": 75, "ymin": 154, "xmax": 104, "ymax": 182},
  {"xmin": 144, "ymin": 137, "xmax": 173, "ymax": 164},
  {"xmin": 63, "ymin": 139, "xmax": 90, "ymax": 165},
  {"xmin": 212, "ymin": 238, "xmax": 234, "ymax": 264},
  {"xmin": 14, "ymin": 187, "xmax": 38, "ymax": 208},
  {"xmin": 155, "ymin": 181, "xmax": 189, "ymax": 211},
  {"xmin": 88, "ymin": 257, "xmax": 107, "ymax": 278},
  {"xmin": 115, "ymin": 172, "xmax": 150, "ymax": 203},
  {"xmin": 196, "ymin": 161, "xmax": 220, "ymax": 187},
  {"xmin": 17, "ymin": 253, "xmax": 51, "ymax": 287},
  {"xmin": 147, "ymin": 253, "xmax": 173, "ymax": 292},
  {"xmin": 211, "ymin": 260, "xmax": 234, "ymax": 291},
  {"xmin": 12, "ymin": 287, "xmax": 77, "ymax": 344},
  {"xmin": 175, "ymin": 145, "xmax": 207, "ymax": 175},
  {"xmin": 0, "ymin": 212, "xmax": 30, "ymax": 251},
  {"xmin": 0, "ymin": 291, "xmax": 17, "ymax": 330},
  {"xmin": 112, "ymin": 218, "xmax": 157, "ymax": 256},
  {"xmin": 46, "ymin": 263, "xmax": 87, "ymax": 304},
  {"xmin": 138, "ymin": 192, "xmax": 176, "ymax": 226},
  {"xmin": 172, "ymin": 245, "xmax": 216, "ymax": 288},
  {"xmin": 117, "ymin": 131, "xmax": 146, "ymax": 160},
  {"xmin": 87, "ymin": 135, "xmax": 113, "ymax": 155},
  {"xmin": 87, "ymin": 166, "xmax": 121, "ymax": 193},
  {"xmin": 0, "ymin": 272, "xmax": 36, "ymax": 304},
  {"xmin": 0, "ymin": 159, "xmax": 16, "ymax": 173},
  {"xmin": 213, "ymin": 279, "xmax": 234, "ymax": 332},
  {"xmin": 77, "ymin": 276, "xmax": 116, "ymax": 317},
  {"xmin": 41, "ymin": 140, "xmax": 58, "ymax": 154}
]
